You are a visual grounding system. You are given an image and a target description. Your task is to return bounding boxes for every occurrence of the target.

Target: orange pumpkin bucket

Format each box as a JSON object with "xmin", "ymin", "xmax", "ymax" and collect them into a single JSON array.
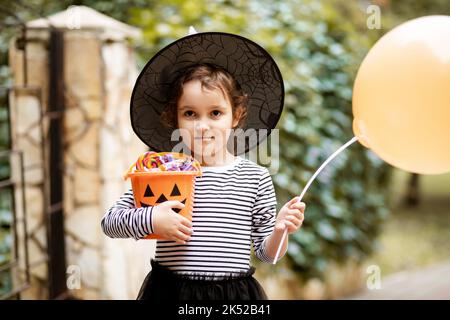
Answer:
[{"xmin": 124, "ymin": 152, "xmax": 202, "ymax": 240}]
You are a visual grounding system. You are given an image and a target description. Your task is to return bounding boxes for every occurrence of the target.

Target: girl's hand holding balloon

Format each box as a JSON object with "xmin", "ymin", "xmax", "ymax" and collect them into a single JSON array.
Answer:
[{"xmin": 275, "ymin": 197, "xmax": 306, "ymax": 234}]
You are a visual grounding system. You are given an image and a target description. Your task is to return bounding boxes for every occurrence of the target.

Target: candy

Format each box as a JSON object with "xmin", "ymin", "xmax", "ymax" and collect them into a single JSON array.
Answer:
[{"xmin": 124, "ymin": 152, "xmax": 201, "ymax": 178}]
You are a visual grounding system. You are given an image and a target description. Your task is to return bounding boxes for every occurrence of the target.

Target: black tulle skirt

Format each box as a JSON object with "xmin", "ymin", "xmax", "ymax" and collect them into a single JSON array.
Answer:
[{"xmin": 137, "ymin": 259, "xmax": 268, "ymax": 300}]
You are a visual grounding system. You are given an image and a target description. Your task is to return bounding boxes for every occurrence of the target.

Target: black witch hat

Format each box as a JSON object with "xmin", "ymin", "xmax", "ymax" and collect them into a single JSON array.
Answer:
[{"xmin": 130, "ymin": 31, "xmax": 284, "ymax": 155}]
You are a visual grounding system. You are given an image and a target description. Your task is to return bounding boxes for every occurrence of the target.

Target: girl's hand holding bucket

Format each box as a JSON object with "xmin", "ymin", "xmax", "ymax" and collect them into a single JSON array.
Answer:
[
  {"xmin": 152, "ymin": 200, "xmax": 193, "ymax": 244},
  {"xmin": 124, "ymin": 151, "xmax": 201, "ymax": 240}
]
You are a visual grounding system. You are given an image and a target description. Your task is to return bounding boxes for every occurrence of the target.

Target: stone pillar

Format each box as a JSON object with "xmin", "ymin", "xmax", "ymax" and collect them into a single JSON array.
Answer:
[
  {"xmin": 9, "ymin": 5, "xmax": 155, "ymax": 299},
  {"xmin": 8, "ymin": 29, "xmax": 51, "ymax": 299}
]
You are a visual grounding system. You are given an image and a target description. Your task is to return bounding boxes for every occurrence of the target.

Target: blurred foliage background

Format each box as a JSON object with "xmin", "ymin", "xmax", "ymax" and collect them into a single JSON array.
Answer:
[{"xmin": 0, "ymin": 0, "xmax": 449, "ymax": 296}]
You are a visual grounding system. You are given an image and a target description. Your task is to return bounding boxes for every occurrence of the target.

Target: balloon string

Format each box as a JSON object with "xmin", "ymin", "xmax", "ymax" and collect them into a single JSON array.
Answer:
[{"xmin": 272, "ymin": 136, "xmax": 359, "ymax": 265}]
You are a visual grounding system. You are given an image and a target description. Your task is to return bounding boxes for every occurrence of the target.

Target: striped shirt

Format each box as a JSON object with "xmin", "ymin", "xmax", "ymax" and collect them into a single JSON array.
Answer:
[{"xmin": 101, "ymin": 156, "xmax": 277, "ymax": 277}]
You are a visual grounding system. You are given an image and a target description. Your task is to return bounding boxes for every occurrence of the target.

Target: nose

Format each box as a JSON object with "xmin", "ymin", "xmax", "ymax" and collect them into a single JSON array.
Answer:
[{"xmin": 194, "ymin": 120, "xmax": 210, "ymax": 135}]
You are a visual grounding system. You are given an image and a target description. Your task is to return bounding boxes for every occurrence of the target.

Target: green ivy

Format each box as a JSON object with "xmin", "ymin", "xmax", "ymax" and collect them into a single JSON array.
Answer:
[
  {"xmin": 257, "ymin": 2, "xmax": 392, "ymax": 277},
  {"xmin": 0, "ymin": 89, "xmax": 12, "ymax": 297}
]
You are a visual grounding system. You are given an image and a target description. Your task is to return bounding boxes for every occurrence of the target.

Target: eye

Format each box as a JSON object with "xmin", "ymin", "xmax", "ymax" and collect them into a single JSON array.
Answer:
[
  {"xmin": 144, "ymin": 185, "xmax": 154, "ymax": 197},
  {"xmin": 211, "ymin": 110, "xmax": 222, "ymax": 117},
  {"xmin": 183, "ymin": 110, "xmax": 195, "ymax": 118},
  {"xmin": 170, "ymin": 184, "xmax": 181, "ymax": 196}
]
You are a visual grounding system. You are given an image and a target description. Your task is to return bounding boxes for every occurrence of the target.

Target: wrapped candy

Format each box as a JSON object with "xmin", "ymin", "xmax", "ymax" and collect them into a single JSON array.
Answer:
[{"xmin": 123, "ymin": 152, "xmax": 201, "ymax": 179}]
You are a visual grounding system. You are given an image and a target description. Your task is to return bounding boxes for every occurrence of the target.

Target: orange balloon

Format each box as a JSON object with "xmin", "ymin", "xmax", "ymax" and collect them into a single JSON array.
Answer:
[{"xmin": 352, "ymin": 16, "xmax": 450, "ymax": 174}]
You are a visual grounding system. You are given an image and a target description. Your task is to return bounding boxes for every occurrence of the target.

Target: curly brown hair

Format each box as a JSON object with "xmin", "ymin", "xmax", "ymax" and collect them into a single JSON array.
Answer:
[{"xmin": 160, "ymin": 63, "xmax": 248, "ymax": 129}]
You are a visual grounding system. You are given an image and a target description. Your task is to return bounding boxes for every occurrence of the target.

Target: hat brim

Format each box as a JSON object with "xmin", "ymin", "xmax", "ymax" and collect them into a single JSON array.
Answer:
[{"xmin": 130, "ymin": 32, "xmax": 284, "ymax": 155}]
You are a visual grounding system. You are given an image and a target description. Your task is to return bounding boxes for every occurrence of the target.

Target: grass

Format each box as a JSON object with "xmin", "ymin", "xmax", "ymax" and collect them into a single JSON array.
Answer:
[{"xmin": 366, "ymin": 169, "xmax": 450, "ymax": 276}]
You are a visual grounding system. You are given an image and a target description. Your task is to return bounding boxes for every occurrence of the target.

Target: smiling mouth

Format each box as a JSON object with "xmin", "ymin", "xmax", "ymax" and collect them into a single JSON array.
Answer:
[{"xmin": 194, "ymin": 137, "xmax": 214, "ymax": 140}]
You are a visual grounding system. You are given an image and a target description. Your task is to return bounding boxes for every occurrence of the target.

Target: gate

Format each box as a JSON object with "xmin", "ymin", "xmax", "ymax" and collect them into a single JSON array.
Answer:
[{"xmin": 0, "ymin": 27, "xmax": 68, "ymax": 300}]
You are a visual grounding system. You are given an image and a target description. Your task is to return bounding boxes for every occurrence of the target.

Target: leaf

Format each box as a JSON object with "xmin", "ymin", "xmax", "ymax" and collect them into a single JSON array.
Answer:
[{"xmin": 316, "ymin": 220, "xmax": 337, "ymax": 241}]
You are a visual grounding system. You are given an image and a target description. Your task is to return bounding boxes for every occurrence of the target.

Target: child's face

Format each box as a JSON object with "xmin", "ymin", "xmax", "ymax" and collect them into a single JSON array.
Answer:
[{"xmin": 177, "ymin": 80, "xmax": 238, "ymax": 162}]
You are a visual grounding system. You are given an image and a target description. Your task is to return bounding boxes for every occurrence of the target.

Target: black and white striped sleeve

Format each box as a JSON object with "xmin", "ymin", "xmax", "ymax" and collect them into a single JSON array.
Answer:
[
  {"xmin": 251, "ymin": 168, "xmax": 277, "ymax": 263},
  {"xmin": 101, "ymin": 188, "xmax": 154, "ymax": 241}
]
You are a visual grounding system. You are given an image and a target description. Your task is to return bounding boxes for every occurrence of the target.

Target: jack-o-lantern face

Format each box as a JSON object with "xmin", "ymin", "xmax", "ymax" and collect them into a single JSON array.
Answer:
[{"xmin": 140, "ymin": 183, "xmax": 186, "ymax": 213}]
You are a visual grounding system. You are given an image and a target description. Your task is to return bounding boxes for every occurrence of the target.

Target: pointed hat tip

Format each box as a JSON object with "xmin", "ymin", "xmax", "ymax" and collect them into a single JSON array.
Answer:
[{"xmin": 188, "ymin": 26, "xmax": 198, "ymax": 35}]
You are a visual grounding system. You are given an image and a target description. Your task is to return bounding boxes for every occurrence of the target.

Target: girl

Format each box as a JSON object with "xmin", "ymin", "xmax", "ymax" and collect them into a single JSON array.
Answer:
[{"xmin": 101, "ymin": 32, "xmax": 306, "ymax": 300}]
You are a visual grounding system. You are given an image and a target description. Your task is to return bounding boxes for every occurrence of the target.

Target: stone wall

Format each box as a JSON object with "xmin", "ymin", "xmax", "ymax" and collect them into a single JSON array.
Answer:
[{"xmin": 9, "ymin": 24, "xmax": 155, "ymax": 299}]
